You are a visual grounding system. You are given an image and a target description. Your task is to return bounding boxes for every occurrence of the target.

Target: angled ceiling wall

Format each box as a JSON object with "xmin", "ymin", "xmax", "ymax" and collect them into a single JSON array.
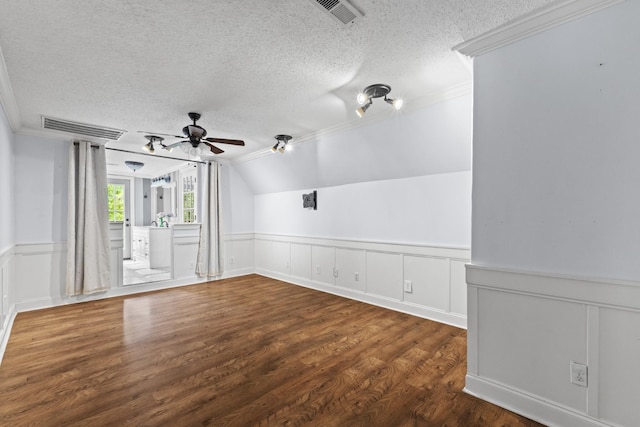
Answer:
[{"xmin": 232, "ymin": 93, "xmax": 472, "ymax": 195}]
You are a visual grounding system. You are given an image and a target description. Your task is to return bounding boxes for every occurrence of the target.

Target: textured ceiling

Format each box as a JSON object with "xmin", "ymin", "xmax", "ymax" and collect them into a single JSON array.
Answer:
[{"xmin": 0, "ymin": 0, "xmax": 555, "ymax": 166}]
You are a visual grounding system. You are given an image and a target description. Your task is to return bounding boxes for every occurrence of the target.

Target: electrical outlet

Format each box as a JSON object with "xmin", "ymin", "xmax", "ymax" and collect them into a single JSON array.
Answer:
[
  {"xmin": 404, "ymin": 280, "xmax": 413, "ymax": 293},
  {"xmin": 316, "ymin": 265, "xmax": 321, "ymax": 275},
  {"xmin": 355, "ymin": 272, "xmax": 359, "ymax": 281},
  {"xmin": 333, "ymin": 268, "xmax": 339, "ymax": 277},
  {"xmin": 570, "ymin": 362, "xmax": 588, "ymax": 387},
  {"xmin": 229, "ymin": 257, "xmax": 235, "ymax": 265},
  {"xmin": 190, "ymin": 262, "xmax": 195, "ymax": 269}
]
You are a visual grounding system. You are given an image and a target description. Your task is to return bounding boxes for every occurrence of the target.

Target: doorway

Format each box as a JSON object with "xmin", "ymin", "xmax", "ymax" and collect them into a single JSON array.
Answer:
[{"xmin": 108, "ymin": 178, "xmax": 131, "ymax": 259}]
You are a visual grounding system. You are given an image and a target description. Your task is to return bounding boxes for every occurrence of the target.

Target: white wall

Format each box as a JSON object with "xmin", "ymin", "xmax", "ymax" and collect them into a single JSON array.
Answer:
[
  {"xmin": 472, "ymin": 2, "xmax": 640, "ymax": 281},
  {"xmin": 468, "ymin": 2, "xmax": 640, "ymax": 426},
  {"xmin": 255, "ymin": 171, "xmax": 471, "ymax": 247},
  {"xmin": 221, "ymin": 163, "xmax": 254, "ymax": 234},
  {"xmin": 0, "ymin": 103, "xmax": 14, "ymax": 252},
  {"xmin": 245, "ymin": 95, "xmax": 473, "ymax": 327},
  {"xmin": 0, "ymin": 103, "xmax": 15, "ymax": 362},
  {"xmin": 13, "ymin": 134, "xmax": 69, "ymax": 243}
]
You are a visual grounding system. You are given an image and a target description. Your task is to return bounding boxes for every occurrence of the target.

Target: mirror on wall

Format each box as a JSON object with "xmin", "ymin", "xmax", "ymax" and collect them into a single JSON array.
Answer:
[{"xmin": 105, "ymin": 150, "xmax": 201, "ymax": 285}]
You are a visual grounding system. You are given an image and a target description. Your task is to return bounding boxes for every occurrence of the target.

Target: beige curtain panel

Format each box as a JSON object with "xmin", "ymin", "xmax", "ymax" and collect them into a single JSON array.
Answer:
[
  {"xmin": 196, "ymin": 161, "xmax": 224, "ymax": 278},
  {"xmin": 66, "ymin": 141, "xmax": 111, "ymax": 296}
]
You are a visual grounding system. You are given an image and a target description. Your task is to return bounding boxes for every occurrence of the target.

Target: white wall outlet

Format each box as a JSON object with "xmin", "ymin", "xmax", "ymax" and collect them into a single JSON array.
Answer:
[
  {"xmin": 570, "ymin": 361, "xmax": 588, "ymax": 387},
  {"xmin": 316, "ymin": 265, "xmax": 321, "ymax": 274},
  {"xmin": 333, "ymin": 268, "xmax": 339, "ymax": 277},
  {"xmin": 404, "ymin": 280, "xmax": 413, "ymax": 293},
  {"xmin": 355, "ymin": 272, "xmax": 359, "ymax": 281},
  {"xmin": 229, "ymin": 256, "xmax": 235, "ymax": 265}
]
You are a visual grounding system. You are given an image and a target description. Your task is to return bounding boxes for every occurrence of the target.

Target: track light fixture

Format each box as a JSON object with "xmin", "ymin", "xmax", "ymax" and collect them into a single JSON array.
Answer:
[
  {"xmin": 355, "ymin": 83, "xmax": 403, "ymax": 117},
  {"xmin": 271, "ymin": 134, "xmax": 293, "ymax": 153},
  {"xmin": 142, "ymin": 135, "xmax": 165, "ymax": 154}
]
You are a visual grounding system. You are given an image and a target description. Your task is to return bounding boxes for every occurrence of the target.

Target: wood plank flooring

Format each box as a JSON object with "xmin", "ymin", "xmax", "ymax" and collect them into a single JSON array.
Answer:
[{"xmin": 0, "ymin": 275, "xmax": 544, "ymax": 426}]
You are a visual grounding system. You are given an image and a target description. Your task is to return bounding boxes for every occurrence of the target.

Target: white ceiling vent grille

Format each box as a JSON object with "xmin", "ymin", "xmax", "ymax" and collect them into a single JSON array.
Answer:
[
  {"xmin": 42, "ymin": 116, "xmax": 126, "ymax": 140},
  {"xmin": 311, "ymin": 0, "xmax": 363, "ymax": 26}
]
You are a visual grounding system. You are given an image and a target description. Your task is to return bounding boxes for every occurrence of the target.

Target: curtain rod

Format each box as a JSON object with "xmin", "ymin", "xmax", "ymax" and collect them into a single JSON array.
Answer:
[{"xmin": 105, "ymin": 147, "xmax": 207, "ymax": 164}]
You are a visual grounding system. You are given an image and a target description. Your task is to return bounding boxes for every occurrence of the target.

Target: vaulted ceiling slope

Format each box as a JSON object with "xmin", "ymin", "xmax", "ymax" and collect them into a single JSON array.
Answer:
[{"xmin": 0, "ymin": 0, "xmax": 554, "ymax": 161}]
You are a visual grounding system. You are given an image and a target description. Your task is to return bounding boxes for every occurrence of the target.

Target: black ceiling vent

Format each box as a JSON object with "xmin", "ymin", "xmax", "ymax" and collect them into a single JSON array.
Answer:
[
  {"xmin": 311, "ymin": 0, "xmax": 363, "ymax": 26},
  {"xmin": 42, "ymin": 116, "xmax": 126, "ymax": 140}
]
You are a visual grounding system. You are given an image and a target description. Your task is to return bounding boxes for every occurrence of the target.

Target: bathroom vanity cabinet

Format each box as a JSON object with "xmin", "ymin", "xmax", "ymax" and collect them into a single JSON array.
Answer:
[{"xmin": 132, "ymin": 226, "xmax": 172, "ymax": 268}]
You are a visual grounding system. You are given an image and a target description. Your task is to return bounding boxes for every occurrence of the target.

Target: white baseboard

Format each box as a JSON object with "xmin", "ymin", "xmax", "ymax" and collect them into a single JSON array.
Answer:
[
  {"xmin": 0, "ymin": 306, "xmax": 16, "ymax": 365},
  {"xmin": 221, "ymin": 267, "xmax": 255, "ymax": 279},
  {"xmin": 464, "ymin": 374, "xmax": 611, "ymax": 427}
]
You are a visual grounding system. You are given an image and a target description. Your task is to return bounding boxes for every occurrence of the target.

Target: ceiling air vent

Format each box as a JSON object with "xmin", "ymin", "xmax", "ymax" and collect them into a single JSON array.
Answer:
[
  {"xmin": 42, "ymin": 116, "xmax": 126, "ymax": 140},
  {"xmin": 310, "ymin": 0, "xmax": 363, "ymax": 26}
]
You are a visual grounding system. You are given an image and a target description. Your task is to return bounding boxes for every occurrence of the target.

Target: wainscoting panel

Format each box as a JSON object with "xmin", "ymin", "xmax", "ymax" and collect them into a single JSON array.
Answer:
[
  {"xmin": 311, "ymin": 245, "xmax": 335, "ymax": 286},
  {"xmin": 404, "ymin": 256, "xmax": 449, "ymax": 311},
  {"xmin": 256, "ymin": 234, "xmax": 470, "ymax": 328},
  {"xmin": 14, "ymin": 243, "xmax": 66, "ymax": 306},
  {"xmin": 254, "ymin": 238, "xmax": 270, "ymax": 272},
  {"xmin": 224, "ymin": 234, "xmax": 254, "ymax": 277},
  {"xmin": 466, "ymin": 264, "xmax": 640, "ymax": 427},
  {"xmin": 0, "ymin": 245, "xmax": 16, "ymax": 364},
  {"xmin": 366, "ymin": 252, "xmax": 403, "ymax": 301},
  {"xmin": 290, "ymin": 243, "xmax": 311, "ymax": 281},
  {"xmin": 598, "ymin": 307, "xmax": 640, "ymax": 427},
  {"xmin": 271, "ymin": 241, "xmax": 291, "ymax": 276},
  {"xmin": 450, "ymin": 260, "xmax": 467, "ymax": 316},
  {"xmin": 335, "ymin": 248, "xmax": 366, "ymax": 293}
]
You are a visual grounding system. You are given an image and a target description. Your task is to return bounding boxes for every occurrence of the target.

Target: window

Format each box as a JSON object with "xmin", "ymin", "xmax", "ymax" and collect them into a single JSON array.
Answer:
[
  {"xmin": 182, "ymin": 171, "xmax": 197, "ymax": 223},
  {"xmin": 107, "ymin": 183, "xmax": 125, "ymax": 222}
]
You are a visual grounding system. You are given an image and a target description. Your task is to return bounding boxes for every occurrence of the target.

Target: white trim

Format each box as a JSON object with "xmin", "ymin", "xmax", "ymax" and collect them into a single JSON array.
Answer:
[
  {"xmin": 255, "ymin": 233, "xmax": 470, "ymax": 260},
  {"xmin": 0, "ymin": 310, "xmax": 17, "ymax": 365},
  {"xmin": 453, "ymin": 0, "xmax": 623, "ymax": 57},
  {"xmin": 464, "ymin": 374, "xmax": 612, "ymax": 427},
  {"xmin": 466, "ymin": 264, "xmax": 640, "ymax": 311},
  {"xmin": 586, "ymin": 305, "xmax": 600, "ymax": 418}
]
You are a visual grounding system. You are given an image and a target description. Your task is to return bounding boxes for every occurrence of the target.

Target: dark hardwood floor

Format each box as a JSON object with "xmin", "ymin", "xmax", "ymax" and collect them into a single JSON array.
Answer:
[{"xmin": 0, "ymin": 274, "xmax": 544, "ymax": 426}]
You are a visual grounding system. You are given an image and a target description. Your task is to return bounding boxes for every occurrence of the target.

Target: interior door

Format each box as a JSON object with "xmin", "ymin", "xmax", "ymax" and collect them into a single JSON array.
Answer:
[{"xmin": 108, "ymin": 178, "xmax": 131, "ymax": 259}]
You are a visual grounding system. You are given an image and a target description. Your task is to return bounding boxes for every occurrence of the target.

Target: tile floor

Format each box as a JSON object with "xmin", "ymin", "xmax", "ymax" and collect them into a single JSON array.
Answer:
[{"xmin": 123, "ymin": 259, "xmax": 172, "ymax": 286}]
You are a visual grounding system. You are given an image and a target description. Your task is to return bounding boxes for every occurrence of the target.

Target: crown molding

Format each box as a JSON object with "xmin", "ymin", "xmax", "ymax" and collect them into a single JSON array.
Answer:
[
  {"xmin": 231, "ymin": 81, "xmax": 472, "ymax": 165},
  {"xmin": 453, "ymin": 0, "xmax": 624, "ymax": 57},
  {"xmin": 0, "ymin": 42, "xmax": 21, "ymax": 131}
]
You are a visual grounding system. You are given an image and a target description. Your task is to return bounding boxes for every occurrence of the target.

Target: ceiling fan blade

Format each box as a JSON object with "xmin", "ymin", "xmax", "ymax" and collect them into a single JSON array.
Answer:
[
  {"xmin": 137, "ymin": 130, "xmax": 183, "ymax": 139},
  {"xmin": 204, "ymin": 137, "xmax": 245, "ymax": 146},
  {"xmin": 203, "ymin": 141, "xmax": 224, "ymax": 154}
]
